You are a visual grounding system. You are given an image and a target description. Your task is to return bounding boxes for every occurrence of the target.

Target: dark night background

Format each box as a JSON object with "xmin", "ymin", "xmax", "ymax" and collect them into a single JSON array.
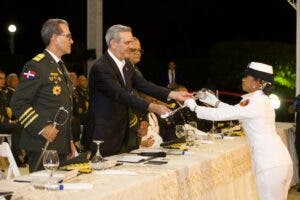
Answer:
[{"xmin": 0, "ymin": 0, "xmax": 297, "ymax": 121}]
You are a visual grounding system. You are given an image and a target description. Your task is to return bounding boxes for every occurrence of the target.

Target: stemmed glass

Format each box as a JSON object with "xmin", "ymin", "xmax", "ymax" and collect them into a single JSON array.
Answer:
[
  {"xmin": 210, "ymin": 122, "xmax": 217, "ymax": 134},
  {"xmin": 91, "ymin": 140, "xmax": 105, "ymax": 170},
  {"xmin": 186, "ymin": 121, "xmax": 197, "ymax": 146},
  {"xmin": 175, "ymin": 125, "xmax": 186, "ymax": 139},
  {"xmin": 43, "ymin": 150, "xmax": 59, "ymax": 180}
]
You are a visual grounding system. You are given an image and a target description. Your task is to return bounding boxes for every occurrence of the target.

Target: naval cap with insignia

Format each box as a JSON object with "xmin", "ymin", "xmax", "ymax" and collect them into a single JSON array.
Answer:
[{"xmin": 244, "ymin": 62, "xmax": 274, "ymax": 84}]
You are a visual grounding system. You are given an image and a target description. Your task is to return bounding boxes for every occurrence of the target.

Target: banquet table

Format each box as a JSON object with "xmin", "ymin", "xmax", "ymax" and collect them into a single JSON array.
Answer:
[{"xmin": 0, "ymin": 137, "xmax": 258, "ymax": 200}]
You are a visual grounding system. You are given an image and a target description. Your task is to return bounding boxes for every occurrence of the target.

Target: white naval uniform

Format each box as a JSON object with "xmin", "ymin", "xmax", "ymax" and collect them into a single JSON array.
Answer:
[{"xmin": 194, "ymin": 90, "xmax": 293, "ymax": 200}]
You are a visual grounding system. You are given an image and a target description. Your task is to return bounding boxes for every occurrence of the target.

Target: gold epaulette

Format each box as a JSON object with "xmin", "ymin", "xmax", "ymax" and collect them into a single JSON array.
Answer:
[{"xmin": 32, "ymin": 53, "xmax": 45, "ymax": 62}]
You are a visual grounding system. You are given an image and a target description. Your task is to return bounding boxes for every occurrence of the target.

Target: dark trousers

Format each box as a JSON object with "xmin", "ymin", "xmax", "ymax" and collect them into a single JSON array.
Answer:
[{"xmin": 27, "ymin": 151, "xmax": 67, "ymax": 173}]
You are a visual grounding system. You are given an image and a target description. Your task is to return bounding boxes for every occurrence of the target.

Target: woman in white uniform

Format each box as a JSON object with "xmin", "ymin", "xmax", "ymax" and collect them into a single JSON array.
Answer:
[{"xmin": 184, "ymin": 62, "xmax": 293, "ymax": 200}]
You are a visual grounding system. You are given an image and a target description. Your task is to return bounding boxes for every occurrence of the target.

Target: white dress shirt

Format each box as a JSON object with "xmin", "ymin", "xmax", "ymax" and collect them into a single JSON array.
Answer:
[
  {"xmin": 108, "ymin": 49, "xmax": 126, "ymax": 84},
  {"xmin": 168, "ymin": 69, "xmax": 175, "ymax": 84}
]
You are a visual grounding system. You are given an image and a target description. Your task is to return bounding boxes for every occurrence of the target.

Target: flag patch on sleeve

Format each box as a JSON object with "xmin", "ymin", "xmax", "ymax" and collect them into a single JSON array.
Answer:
[
  {"xmin": 23, "ymin": 70, "xmax": 36, "ymax": 80},
  {"xmin": 239, "ymin": 99, "xmax": 250, "ymax": 107}
]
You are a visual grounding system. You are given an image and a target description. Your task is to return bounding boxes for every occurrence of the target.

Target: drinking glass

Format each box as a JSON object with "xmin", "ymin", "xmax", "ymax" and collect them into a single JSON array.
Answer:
[
  {"xmin": 175, "ymin": 125, "xmax": 186, "ymax": 138},
  {"xmin": 188, "ymin": 121, "xmax": 197, "ymax": 129},
  {"xmin": 91, "ymin": 140, "xmax": 105, "ymax": 170},
  {"xmin": 43, "ymin": 150, "xmax": 59, "ymax": 178},
  {"xmin": 185, "ymin": 130, "xmax": 195, "ymax": 146},
  {"xmin": 186, "ymin": 121, "xmax": 197, "ymax": 145}
]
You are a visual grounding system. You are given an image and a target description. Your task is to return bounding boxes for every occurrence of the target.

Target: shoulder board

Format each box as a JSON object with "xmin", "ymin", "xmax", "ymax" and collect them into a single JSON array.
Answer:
[{"xmin": 32, "ymin": 53, "xmax": 45, "ymax": 62}]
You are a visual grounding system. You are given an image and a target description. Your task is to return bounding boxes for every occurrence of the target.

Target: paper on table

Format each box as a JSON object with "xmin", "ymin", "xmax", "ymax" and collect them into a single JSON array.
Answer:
[
  {"xmin": 117, "ymin": 155, "xmax": 151, "ymax": 163},
  {"xmin": 130, "ymin": 148, "xmax": 164, "ymax": 154},
  {"xmin": 95, "ymin": 169, "xmax": 137, "ymax": 176},
  {"xmin": 30, "ymin": 170, "xmax": 66, "ymax": 178},
  {"xmin": 14, "ymin": 170, "xmax": 78, "ymax": 183},
  {"xmin": 199, "ymin": 140, "xmax": 214, "ymax": 144}
]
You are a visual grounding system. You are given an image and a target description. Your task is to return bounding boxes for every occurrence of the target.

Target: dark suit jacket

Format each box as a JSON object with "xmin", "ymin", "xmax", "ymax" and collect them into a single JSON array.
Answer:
[
  {"xmin": 10, "ymin": 50, "xmax": 73, "ymax": 153},
  {"xmin": 160, "ymin": 69, "xmax": 183, "ymax": 87},
  {"xmin": 87, "ymin": 51, "xmax": 170, "ymax": 156}
]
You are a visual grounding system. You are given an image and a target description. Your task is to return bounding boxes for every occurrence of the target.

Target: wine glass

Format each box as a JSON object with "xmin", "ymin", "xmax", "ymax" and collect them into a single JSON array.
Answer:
[
  {"xmin": 175, "ymin": 125, "xmax": 186, "ymax": 139},
  {"xmin": 188, "ymin": 121, "xmax": 197, "ymax": 129},
  {"xmin": 91, "ymin": 140, "xmax": 105, "ymax": 170},
  {"xmin": 186, "ymin": 121, "xmax": 197, "ymax": 146},
  {"xmin": 43, "ymin": 150, "xmax": 59, "ymax": 179}
]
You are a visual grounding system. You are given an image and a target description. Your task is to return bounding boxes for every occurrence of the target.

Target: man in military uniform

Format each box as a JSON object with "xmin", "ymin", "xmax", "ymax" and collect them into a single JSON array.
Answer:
[
  {"xmin": 76, "ymin": 75, "xmax": 89, "ymax": 150},
  {"xmin": 120, "ymin": 37, "xmax": 148, "ymax": 152},
  {"xmin": 10, "ymin": 18, "xmax": 76, "ymax": 172},
  {"xmin": 76, "ymin": 75, "xmax": 89, "ymax": 124},
  {"xmin": 0, "ymin": 70, "xmax": 24, "ymax": 166}
]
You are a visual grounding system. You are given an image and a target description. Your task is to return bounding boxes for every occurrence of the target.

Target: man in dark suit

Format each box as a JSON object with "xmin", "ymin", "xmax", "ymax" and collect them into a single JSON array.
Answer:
[
  {"xmin": 161, "ymin": 61, "xmax": 183, "ymax": 88},
  {"xmin": 10, "ymin": 18, "xmax": 76, "ymax": 172},
  {"xmin": 88, "ymin": 24, "xmax": 191, "ymax": 156}
]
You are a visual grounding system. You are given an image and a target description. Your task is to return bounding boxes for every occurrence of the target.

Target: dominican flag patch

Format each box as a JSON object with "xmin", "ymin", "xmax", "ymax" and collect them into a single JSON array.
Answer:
[{"xmin": 23, "ymin": 70, "xmax": 36, "ymax": 80}]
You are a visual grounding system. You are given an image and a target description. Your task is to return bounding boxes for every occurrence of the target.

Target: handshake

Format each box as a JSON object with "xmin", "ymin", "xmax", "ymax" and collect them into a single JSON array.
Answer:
[{"xmin": 184, "ymin": 89, "xmax": 220, "ymax": 111}]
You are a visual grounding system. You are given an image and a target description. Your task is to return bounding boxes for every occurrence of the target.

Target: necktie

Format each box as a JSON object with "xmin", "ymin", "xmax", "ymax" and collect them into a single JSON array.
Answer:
[
  {"xmin": 122, "ymin": 66, "xmax": 127, "ymax": 85},
  {"xmin": 58, "ymin": 61, "xmax": 69, "ymax": 81}
]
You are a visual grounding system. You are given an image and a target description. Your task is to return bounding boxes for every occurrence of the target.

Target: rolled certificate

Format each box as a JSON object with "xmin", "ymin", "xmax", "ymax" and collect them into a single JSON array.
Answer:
[
  {"xmin": 34, "ymin": 183, "xmax": 93, "ymax": 190},
  {"xmin": 160, "ymin": 105, "xmax": 186, "ymax": 119}
]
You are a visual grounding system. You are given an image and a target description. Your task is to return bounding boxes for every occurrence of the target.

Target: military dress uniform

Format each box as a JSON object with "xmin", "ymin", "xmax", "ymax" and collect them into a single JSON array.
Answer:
[
  {"xmin": 194, "ymin": 90, "xmax": 293, "ymax": 200},
  {"xmin": 10, "ymin": 50, "xmax": 73, "ymax": 171},
  {"xmin": 73, "ymin": 86, "xmax": 89, "ymax": 150},
  {"xmin": 0, "ymin": 89, "xmax": 12, "ymax": 133},
  {"xmin": 76, "ymin": 87, "xmax": 89, "ymax": 123}
]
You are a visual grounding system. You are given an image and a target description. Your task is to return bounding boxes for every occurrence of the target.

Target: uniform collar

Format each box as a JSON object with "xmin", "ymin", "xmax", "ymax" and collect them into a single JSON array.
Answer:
[
  {"xmin": 45, "ymin": 49, "xmax": 60, "ymax": 63},
  {"xmin": 241, "ymin": 90, "xmax": 263, "ymax": 98}
]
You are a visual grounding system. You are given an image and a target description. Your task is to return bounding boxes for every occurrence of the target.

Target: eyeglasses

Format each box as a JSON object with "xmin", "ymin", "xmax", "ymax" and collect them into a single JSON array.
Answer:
[
  {"xmin": 58, "ymin": 33, "xmax": 72, "ymax": 40},
  {"xmin": 130, "ymin": 48, "xmax": 144, "ymax": 54}
]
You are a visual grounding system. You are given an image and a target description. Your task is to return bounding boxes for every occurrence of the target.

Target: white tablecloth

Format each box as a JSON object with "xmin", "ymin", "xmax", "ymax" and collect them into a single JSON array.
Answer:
[{"xmin": 0, "ymin": 137, "xmax": 258, "ymax": 200}]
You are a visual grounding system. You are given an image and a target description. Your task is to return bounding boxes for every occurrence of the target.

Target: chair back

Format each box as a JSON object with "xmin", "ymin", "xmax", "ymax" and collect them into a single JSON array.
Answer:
[{"xmin": 0, "ymin": 142, "xmax": 20, "ymax": 179}]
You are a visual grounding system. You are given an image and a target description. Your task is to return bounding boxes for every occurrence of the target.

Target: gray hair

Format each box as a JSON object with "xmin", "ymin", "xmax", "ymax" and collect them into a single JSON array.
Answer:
[
  {"xmin": 6, "ymin": 73, "xmax": 17, "ymax": 82},
  {"xmin": 105, "ymin": 24, "xmax": 132, "ymax": 47},
  {"xmin": 41, "ymin": 18, "xmax": 69, "ymax": 46}
]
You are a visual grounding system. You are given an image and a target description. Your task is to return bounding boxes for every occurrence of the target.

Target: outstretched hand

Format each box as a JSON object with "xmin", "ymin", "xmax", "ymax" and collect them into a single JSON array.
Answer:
[
  {"xmin": 199, "ymin": 91, "xmax": 220, "ymax": 107},
  {"xmin": 168, "ymin": 91, "xmax": 193, "ymax": 102},
  {"xmin": 184, "ymin": 98, "xmax": 198, "ymax": 111},
  {"xmin": 148, "ymin": 103, "xmax": 171, "ymax": 116}
]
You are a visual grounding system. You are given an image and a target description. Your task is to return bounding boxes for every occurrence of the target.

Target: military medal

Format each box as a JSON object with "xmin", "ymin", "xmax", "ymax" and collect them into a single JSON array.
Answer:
[
  {"xmin": 52, "ymin": 85, "xmax": 62, "ymax": 96},
  {"xmin": 49, "ymin": 72, "xmax": 61, "ymax": 84}
]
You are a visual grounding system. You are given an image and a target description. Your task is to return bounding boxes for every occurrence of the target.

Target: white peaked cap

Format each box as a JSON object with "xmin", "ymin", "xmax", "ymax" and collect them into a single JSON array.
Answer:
[
  {"xmin": 244, "ymin": 62, "xmax": 274, "ymax": 83},
  {"xmin": 248, "ymin": 62, "xmax": 273, "ymax": 74}
]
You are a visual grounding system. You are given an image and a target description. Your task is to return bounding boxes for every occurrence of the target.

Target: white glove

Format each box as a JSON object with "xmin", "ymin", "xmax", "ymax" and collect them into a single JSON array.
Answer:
[
  {"xmin": 184, "ymin": 98, "xmax": 198, "ymax": 112},
  {"xmin": 199, "ymin": 91, "xmax": 220, "ymax": 107}
]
